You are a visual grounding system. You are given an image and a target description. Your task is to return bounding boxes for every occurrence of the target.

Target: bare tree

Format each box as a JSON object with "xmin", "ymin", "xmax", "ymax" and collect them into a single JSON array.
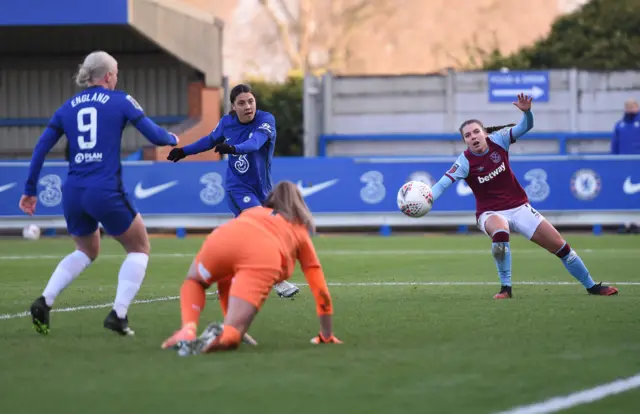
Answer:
[
  {"xmin": 428, "ymin": 0, "xmax": 502, "ymax": 71},
  {"xmin": 257, "ymin": 0, "xmax": 395, "ymax": 73},
  {"xmin": 431, "ymin": 30, "xmax": 503, "ymax": 71}
]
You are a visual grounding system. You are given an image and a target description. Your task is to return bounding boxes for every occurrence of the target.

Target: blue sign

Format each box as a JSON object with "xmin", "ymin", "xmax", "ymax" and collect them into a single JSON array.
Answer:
[
  {"xmin": 0, "ymin": 157, "xmax": 638, "ymax": 218},
  {"xmin": 488, "ymin": 71, "xmax": 550, "ymax": 103},
  {"xmin": 0, "ymin": 0, "xmax": 128, "ymax": 26}
]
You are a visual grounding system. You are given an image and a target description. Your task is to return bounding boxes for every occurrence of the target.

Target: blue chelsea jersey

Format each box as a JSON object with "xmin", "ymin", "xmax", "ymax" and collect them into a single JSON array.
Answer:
[
  {"xmin": 25, "ymin": 86, "xmax": 177, "ymax": 196},
  {"xmin": 185, "ymin": 110, "xmax": 277, "ymax": 201}
]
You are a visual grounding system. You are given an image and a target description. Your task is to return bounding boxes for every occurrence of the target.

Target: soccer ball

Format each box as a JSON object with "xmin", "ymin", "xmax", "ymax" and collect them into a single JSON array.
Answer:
[
  {"xmin": 397, "ymin": 181, "xmax": 434, "ymax": 218},
  {"xmin": 22, "ymin": 224, "xmax": 41, "ymax": 240}
]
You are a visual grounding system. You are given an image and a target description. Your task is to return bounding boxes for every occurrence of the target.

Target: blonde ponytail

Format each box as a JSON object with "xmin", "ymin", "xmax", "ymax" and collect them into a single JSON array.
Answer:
[{"xmin": 73, "ymin": 51, "xmax": 117, "ymax": 88}]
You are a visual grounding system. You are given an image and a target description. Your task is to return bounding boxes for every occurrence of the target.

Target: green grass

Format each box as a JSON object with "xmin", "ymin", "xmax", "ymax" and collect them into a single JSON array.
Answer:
[{"xmin": 0, "ymin": 234, "xmax": 639, "ymax": 414}]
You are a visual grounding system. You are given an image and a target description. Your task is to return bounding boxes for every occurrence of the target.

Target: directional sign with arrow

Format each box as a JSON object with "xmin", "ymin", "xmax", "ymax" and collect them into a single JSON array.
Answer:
[{"xmin": 487, "ymin": 71, "xmax": 550, "ymax": 103}]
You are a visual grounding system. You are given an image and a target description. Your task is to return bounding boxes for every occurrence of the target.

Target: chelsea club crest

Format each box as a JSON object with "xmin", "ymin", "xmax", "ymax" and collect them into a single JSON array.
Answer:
[{"xmin": 570, "ymin": 169, "xmax": 601, "ymax": 201}]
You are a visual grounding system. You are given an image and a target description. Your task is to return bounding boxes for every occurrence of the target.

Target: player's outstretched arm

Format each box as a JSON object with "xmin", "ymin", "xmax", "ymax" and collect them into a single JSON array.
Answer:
[
  {"xmin": 431, "ymin": 176, "xmax": 453, "ymax": 201},
  {"xmin": 306, "ymin": 267, "xmax": 342, "ymax": 344},
  {"xmin": 166, "ymin": 120, "xmax": 226, "ymax": 162},
  {"xmin": 134, "ymin": 117, "xmax": 179, "ymax": 146},
  {"xmin": 431, "ymin": 155, "xmax": 470, "ymax": 202},
  {"xmin": 21, "ymin": 114, "xmax": 64, "ymax": 215},
  {"xmin": 298, "ymin": 234, "xmax": 342, "ymax": 344},
  {"xmin": 184, "ymin": 133, "xmax": 222, "ymax": 155},
  {"xmin": 215, "ymin": 130, "xmax": 270, "ymax": 155},
  {"xmin": 510, "ymin": 93, "xmax": 534, "ymax": 140},
  {"xmin": 167, "ymin": 134, "xmax": 222, "ymax": 162},
  {"xmin": 214, "ymin": 115, "xmax": 274, "ymax": 155},
  {"xmin": 122, "ymin": 94, "xmax": 178, "ymax": 147}
]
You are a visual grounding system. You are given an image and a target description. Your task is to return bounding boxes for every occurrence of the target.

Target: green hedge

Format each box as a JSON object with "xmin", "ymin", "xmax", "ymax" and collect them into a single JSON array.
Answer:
[
  {"xmin": 225, "ymin": 77, "xmax": 304, "ymax": 156},
  {"xmin": 220, "ymin": 0, "xmax": 640, "ymax": 158},
  {"xmin": 481, "ymin": 0, "xmax": 640, "ymax": 70}
]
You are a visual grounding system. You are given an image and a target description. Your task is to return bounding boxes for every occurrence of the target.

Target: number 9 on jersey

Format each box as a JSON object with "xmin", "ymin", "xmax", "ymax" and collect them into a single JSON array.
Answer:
[{"xmin": 397, "ymin": 181, "xmax": 434, "ymax": 218}]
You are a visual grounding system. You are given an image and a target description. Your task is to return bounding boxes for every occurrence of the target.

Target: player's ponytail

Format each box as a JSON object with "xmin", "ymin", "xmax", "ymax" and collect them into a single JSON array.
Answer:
[
  {"xmin": 75, "ymin": 67, "xmax": 92, "ymax": 88},
  {"xmin": 264, "ymin": 181, "xmax": 315, "ymax": 233},
  {"xmin": 485, "ymin": 124, "xmax": 516, "ymax": 133},
  {"xmin": 228, "ymin": 83, "xmax": 253, "ymax": 115},
  {"xmin": 74, "ymin": 51, "xmax": 117, "ymax": 88}
]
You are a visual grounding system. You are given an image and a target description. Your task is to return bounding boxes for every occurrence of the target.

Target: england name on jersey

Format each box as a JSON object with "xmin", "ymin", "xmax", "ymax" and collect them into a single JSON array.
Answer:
[{"xmin": 25, "ymin": 86, "xmax": 177, "ymax": 196}]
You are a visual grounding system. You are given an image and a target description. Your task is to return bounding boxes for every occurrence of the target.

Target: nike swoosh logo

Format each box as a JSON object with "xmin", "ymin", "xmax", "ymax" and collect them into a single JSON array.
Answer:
[
  {"xmin": 623, "ymin": 177, "xmax": 640, "ymax": 195},
  {"xmin": 134, "ymin": 181, "xmax": 179, "ymax": 199},
  {"xmin": 456, "ymin": 180, "xmax": 473, "ymax": 196},
  {"xmin": 0, "ymin": 182, "xmax": 17, "ymax": 193},
  {"xmin": 297, "ymin": 179, "xmax": 339, "ymax": 198}
]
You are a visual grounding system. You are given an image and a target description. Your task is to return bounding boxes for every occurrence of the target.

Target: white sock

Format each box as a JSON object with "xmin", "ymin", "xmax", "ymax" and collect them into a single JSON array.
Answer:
[
  {"xmin": 42, "ymin": 250, "xmax": 92, "ymax": 307},
  {"xmin": 113, "ymin": 253, "xmax": 149, "ymax": 318}
]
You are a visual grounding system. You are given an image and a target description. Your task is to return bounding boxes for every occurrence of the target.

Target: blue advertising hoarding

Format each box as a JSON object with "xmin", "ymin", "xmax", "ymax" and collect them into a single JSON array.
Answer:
[
  {"xmin": 0, "ymin": 157, "xmax": 638, "ymax": 218},
  {"xmin": 488, "ymin": 71, "xmax": 550, "ymax": 103}
]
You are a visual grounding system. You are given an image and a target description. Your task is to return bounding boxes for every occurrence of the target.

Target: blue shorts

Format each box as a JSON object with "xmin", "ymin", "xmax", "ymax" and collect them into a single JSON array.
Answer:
[
  {"xmin": 63, "ymin": 185, "xmax": 138, "ymax": 237},
  {"xmin": 225, "ymin": 191, "xmax": 262, "ymax": 217}
]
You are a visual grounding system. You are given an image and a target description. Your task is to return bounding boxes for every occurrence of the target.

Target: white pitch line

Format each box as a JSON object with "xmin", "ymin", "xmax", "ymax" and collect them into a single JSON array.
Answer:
[
  {"xmin": 494, "ymin": 372, "xmax": 640, "ymax": 414},
  {"xmin": 323, "ymin": 281, "xmax": 640, "ymax": 286},
  {"xmin": 0, "ymin": 248, "xmax": 636, "ymax": 261},
  {"xmin": 1, "ymin": 280, "xmax": 638, "ymax": 321},
  {"xmin": 0, "ymin": 292, "xmax": 216, "ymax": 321}
]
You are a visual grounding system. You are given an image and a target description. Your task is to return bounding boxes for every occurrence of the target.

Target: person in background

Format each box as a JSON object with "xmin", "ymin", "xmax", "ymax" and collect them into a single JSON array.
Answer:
[
  {"xmin": 612, "ymin": 99, "xmax": 640, "ymax": 233},
  {"xmin": 611, "ymin": 98, "xmax": 640, "ymax": 155}
]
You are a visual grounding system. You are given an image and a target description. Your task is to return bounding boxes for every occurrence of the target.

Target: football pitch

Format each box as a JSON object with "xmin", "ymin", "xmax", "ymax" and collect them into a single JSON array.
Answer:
[{"xmin": 1, "ymin": 233, "xmax": 639, "ymax": 414}]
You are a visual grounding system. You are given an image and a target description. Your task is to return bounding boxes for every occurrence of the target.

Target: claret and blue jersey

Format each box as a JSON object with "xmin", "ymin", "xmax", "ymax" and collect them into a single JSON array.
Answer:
[
  {"xmin": 431, "ymin": 110, "xmax": 534, "ymax": 217},
  {"xmin": 182, "ymin": 110, "xmax": 276, "ymax": 216}
]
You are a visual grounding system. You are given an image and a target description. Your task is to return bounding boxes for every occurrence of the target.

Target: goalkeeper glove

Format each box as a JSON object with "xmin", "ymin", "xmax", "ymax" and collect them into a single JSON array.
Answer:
[
  {"xmin": 214, "ymin": 143, "xmax": 236, "ymax": 155},
  {"xmin": 167, "ymin": 147, "xmax": 186, "ymax": 162},
  {"xmin": 310, "ymin": 333, "xmax": 343, "ymax": 344}
]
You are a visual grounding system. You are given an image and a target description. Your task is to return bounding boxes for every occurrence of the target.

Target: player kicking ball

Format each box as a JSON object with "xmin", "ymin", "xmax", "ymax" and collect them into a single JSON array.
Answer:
[
  {"xmin": 167, "ymin": 84, "xmax": 299, "ymax": 299},
  {"xmin": 429, "ymin": 93, "xmax": 618, "ymax": 299}
]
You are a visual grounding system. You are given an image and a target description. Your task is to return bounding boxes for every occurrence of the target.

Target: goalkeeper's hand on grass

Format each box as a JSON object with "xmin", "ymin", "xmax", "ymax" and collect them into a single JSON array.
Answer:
[{"xmin": 310, "ymin": 333, "xmax": 343, "ymax": 344}]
